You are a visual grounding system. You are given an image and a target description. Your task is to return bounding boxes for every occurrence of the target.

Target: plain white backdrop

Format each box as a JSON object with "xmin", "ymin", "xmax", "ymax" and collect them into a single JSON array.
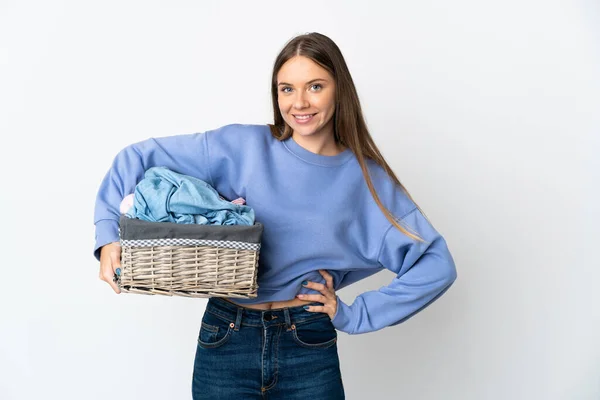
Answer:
[{"xmin": 1, "ymin": 1, "xmax": 598, "ymax": 399}]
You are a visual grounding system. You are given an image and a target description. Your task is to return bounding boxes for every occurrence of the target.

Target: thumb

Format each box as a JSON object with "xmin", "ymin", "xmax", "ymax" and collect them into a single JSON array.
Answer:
[{"xmin": 110, "ymin": 245, "xmax": 122, "ymax": 274}]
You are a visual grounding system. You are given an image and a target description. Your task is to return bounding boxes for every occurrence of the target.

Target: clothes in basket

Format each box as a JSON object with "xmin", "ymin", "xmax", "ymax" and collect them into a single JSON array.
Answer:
[{"xmin": 123, "ymin": 166, "xmax": 254, "ymax": 225}]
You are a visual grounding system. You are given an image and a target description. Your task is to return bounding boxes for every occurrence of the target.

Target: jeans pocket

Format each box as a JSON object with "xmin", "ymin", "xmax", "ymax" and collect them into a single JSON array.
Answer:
[
  {"xmin": 291, "ymin": 316, "xmax": 338, "ymax": 349},
  {"xmin": 197, "ymin": 311, "xmax": 234, "ymax": 349}
]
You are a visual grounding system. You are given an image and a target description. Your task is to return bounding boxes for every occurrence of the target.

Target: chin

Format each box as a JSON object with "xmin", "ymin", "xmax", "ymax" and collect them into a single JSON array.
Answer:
[
  {"xmin": 294, "ymin": 127, "xmax": 323, "ymax": 137},
  {"xmin": 293, "ymin": 127, "xmax": 316, "ymax": 135}
]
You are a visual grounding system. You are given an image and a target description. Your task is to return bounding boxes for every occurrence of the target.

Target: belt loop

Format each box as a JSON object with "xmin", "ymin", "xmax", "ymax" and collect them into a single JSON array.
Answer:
[
  {"xmin": 234, "ymin": 306, "xmax": 243, "ymax": 331},
  {"xmin": 284, "ymin": 308, "xmax": 292, "ymax": 331}
]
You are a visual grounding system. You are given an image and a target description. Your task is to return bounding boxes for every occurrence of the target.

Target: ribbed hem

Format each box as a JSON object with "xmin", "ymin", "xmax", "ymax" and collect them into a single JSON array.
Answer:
[
  {"xmin": 331, "ymin": 295, "xmax": 354, "ymax": 334},
  {"xmin": 223, "ymin": 287, "xmax": 295, "ymax": 304},
  {"xmin": 93, "ymin": 219, "xmax": 120, "ymax": 262}
]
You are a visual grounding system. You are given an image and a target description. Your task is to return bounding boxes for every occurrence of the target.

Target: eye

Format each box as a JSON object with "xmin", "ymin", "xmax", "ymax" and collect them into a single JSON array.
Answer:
[
  {"xmin": 310, "ymin": 84, "xmax": 322, "ymax": 91},
  {"xmin": 280, "ymin": 87, "xmax": 292, "ymax": 93}
]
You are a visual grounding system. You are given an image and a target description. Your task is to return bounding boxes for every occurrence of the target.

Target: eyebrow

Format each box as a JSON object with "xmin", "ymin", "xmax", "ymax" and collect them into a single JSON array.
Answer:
[{"xmin": 277, "ymin": 78, "xmax": 328, "ymax": 86}]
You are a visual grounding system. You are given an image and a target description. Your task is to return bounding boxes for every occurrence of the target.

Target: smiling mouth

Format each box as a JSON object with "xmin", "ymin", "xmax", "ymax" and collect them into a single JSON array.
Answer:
[{"xmin": 293, "ymin": 113, "xmax": 317, "ymax": 122}]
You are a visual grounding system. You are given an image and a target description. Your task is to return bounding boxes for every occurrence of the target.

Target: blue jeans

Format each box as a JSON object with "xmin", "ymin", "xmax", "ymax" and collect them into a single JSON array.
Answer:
[{"xmin": 192, "ymin": 296, "xmax": 346, "ymax": 399}]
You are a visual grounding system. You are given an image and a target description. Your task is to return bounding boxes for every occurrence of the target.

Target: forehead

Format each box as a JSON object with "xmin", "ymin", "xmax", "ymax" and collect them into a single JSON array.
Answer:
[{"xmin": 277, "ymin": 56, "xmax": 332, "ymax": 83}]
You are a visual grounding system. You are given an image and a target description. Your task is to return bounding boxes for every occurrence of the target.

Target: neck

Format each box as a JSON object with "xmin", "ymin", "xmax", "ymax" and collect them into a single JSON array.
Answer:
[{"xmin": 291, "ymin": 128, "xmax": 345, "ymax": 156}]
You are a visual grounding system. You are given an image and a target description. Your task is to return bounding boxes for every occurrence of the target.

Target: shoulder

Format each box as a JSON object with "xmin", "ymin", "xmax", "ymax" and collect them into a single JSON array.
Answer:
[
  {"xmin": 203, "ymin": 123, "xmax": 274, "ymax": 159},
  {"xmin": 362, "ymin": 158, "xmax": 418, "ymax": 222},
  {"xmin": 206, "ymin": 123, "xmax": 271, "ymax": 142}
]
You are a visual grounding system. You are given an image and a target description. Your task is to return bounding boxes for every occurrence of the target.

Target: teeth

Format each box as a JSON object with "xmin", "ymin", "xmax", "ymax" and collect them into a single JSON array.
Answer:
[{"xmin": 295, "ymin": 114, "xmax": 313, "ymax": 119}]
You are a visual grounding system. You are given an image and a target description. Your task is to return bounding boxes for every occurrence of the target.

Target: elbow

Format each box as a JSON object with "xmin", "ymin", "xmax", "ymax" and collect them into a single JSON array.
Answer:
[
  {"xmin": 435, "ymin": 237, "xmax": 458, "ymax": 288},
  {"xmin": 442, "ymin": 250, "xmax": 457, "ymax": 289},
  {"xmin": 444, "ymin": 259, "xmax": 457, "ymax": 287}
]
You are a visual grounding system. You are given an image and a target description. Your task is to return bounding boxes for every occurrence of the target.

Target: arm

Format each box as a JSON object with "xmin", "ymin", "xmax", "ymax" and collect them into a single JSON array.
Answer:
[
  {"xmin": 330, "ymin": 207, "xmax": 458, "ymax": 334},
  {"xmin": 93, "ymin": 131, "xmax": 213, "ymax": 262}
]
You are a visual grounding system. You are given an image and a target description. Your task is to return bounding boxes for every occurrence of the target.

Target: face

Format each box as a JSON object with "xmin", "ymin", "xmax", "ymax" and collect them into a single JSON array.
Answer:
[{"xmin": 276, "ymin": 56, "xmax": 336, "ymax": 140}]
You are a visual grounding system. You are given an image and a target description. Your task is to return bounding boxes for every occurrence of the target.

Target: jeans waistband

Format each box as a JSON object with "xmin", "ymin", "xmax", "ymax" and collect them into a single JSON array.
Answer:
[{"xmin": 206, "ymin": 296, "xmax": 326, "ymax": 330}]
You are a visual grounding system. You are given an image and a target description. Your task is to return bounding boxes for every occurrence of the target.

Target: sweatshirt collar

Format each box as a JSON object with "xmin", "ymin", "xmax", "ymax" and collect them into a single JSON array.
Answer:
[{"xmin": 282, "ymin": 135, "xmax": 353, "ymax": 167}]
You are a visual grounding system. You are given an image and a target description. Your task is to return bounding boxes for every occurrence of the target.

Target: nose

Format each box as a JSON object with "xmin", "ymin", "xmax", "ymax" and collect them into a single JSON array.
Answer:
[{"xmin": 293, "ymin": 91, "xmax": 309, "ymax": 109}]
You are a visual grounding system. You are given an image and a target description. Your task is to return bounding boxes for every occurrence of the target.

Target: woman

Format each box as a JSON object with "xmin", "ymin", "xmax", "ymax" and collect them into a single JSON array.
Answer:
[{"xmin": 94, "ymin": 32, "xmax": 457, "ymax": 399}]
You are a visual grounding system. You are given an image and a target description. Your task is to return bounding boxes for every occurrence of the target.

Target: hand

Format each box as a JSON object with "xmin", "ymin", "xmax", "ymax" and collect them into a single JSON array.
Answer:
[
  {"xmin": 99, "ymin": 242, "xmax": 122, "ymax": 294},
  {"xmin": 296, "ymin": 269, "xmax": 338, "ymax": 320}
]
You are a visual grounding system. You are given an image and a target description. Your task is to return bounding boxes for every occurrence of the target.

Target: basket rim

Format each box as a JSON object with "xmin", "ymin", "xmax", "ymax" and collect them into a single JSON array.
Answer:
[{"xmin": 119, "ymin": 215, "xmax": 263, "ymax": 243}]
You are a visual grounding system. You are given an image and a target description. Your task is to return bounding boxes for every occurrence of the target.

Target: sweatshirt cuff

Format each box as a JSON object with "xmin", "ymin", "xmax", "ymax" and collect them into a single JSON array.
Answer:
[
  {"xmin": 93, "ymin": 219, "xmax": 120, "ymax": 262},
  {"xmin": 331, "ymin": 295, "xmax": 355, "ymax": 334}
]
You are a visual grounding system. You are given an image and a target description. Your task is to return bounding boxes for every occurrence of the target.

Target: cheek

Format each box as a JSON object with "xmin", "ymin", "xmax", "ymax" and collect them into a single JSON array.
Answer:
[
  {"xmin": 278, "ymin": 99, "xmax": 291, "ymax": 113},
  {"xmin": 317, "ymin": 94, "xmax": 335, "ymax": 112},
  {"xmin": 327, "ymin": 94, "xmax": 336, "ymax": 109}
]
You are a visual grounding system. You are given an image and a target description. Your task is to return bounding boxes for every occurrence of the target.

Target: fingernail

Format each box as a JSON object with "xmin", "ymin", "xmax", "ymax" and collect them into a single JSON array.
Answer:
[
  {"xmin": 116, "ymin": 268, "xmax": 121, "ymax": 276},
  {"xmin": 301, "ymin": 281, "xmax": 307, "ymax": 286},
  {"xmin": 303, "ymin": 306, "xmax": 309, "ymax": 310}
]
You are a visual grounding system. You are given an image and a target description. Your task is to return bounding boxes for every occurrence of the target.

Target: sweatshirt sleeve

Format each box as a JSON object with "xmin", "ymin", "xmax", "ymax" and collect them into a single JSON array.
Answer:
[
  {"xmin": 93, "ymin": 131, "xmax": 213, "ymax": 262},
  {"xmin": 330, "ymin": 207, "xmax": 458, "ymax": 334}
]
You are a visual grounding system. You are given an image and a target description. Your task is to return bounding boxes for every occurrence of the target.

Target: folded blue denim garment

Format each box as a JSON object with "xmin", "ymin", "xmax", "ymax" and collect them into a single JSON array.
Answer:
[{"xmin": 125, "ymin": 166, "xmax": 254, "ymax": 225}]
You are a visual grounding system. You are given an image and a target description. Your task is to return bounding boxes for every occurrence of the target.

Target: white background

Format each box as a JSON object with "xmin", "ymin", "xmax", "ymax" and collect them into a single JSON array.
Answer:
[{"xmin": 1, "ymin": 1, "xmax": 598, "ymax": 399}]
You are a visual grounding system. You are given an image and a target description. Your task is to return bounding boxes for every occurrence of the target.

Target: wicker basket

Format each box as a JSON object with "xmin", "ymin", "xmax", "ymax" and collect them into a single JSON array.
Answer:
[{"xmin": 115, "ymin": 215, "xmax": 263, "ymax": 298}]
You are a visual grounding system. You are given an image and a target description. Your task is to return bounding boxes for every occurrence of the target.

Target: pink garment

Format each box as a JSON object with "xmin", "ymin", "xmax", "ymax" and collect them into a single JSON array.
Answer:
[
  {"xmin": 120, "ymin": 193, "xmax": 135, "ymax": 214},
  {"xmin": 219, "ymin": 194, "xmax": 246, "ymax": 205}
]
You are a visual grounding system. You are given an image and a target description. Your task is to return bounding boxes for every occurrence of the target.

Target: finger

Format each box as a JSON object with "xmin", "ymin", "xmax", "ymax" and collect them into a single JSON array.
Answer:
[
  {"xmin": 296, "ymin": 293, "xmax": 326, "ymax": 303},
  {"xmin": 304, "ymin": 280, "xmax": 332, "ymax": 297},
  {"xmin": 319, "ymin": 269, "xmax": 334, "ymax": 290},
  {"xmin": 302, "ymin": 304, "xmax": 328, "ymax": 315},
  {"xmin": 100, "ymin": 262, "xmax": 121, "ymax": 295},
  {"xmin": 109, "ymin": 248, "xmax": 122, "ymax": 294},
  {"xmin": 100, "ymin": 268, "xmax": 121, "ymax": 294},
  {"xmin": 303, "ymin": 280, "xmax": 325, "ymax": 291},
  {"xmin": 108, "ymin": 276, "xmax": 122, "ymax": 294},
  {"xmin": 110, "ymin": 249, "xmax": 121, "ymax": 274}
]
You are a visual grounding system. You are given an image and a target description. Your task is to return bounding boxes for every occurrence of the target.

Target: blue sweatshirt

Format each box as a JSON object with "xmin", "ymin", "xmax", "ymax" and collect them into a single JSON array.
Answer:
[{"xmin": 93, "ymin": 123, "xmax": 457, "ymax": 335}]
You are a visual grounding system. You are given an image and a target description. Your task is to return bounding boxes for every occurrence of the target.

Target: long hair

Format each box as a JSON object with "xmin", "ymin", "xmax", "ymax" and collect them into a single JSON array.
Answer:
[{"xmin": 268, "ymin": 32, "xmax": 428, "ymax": 243}]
